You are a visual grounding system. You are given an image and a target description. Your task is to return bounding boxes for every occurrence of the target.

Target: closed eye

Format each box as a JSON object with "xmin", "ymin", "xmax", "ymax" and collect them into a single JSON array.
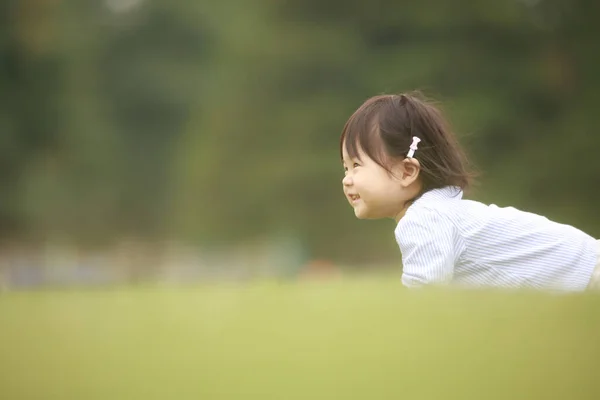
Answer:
[{"xmin": 343, "ymin": 162, "xmax": 360, "ymax": 173}]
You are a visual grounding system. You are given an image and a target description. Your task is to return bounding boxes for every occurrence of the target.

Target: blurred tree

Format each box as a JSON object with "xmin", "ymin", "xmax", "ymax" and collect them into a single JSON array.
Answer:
[
  {"xmin": 12, "ymin": 0, "xmax": 216, "ymax": 248},
  {"xmin": 0, "ymin": 0, "xmax": 63, "ymax": 242},
  {"xmin": 172, "ymin": 0, "xmax": 600, "ymax": 263},
  {"xmin": 0, "ymin": 0, "xmax": 597, "ymax": 265}
]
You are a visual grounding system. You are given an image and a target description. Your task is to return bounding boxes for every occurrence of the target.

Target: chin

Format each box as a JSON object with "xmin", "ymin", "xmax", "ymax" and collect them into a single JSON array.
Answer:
[
  {"xmin": 353, "ymin": 209, "xmax": 364, "ymax": 219},
  {"xmin": 354, "ymin": 206, "xmax": 389, "ymax": 220},
  {"xmin": 354, "ymin": 208, "xmax": 374, "ymax": 220}
]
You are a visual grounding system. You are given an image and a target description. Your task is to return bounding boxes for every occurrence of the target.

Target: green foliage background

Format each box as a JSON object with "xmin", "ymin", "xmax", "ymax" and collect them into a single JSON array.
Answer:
[{"xmin": 1, "ymin": 0, "xmax": 599, "ymax": 264}]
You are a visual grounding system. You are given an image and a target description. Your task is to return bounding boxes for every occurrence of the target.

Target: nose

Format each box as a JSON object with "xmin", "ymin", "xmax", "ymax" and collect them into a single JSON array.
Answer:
[{"xmin": 342, "ymin": 174, "xmax": 352, "ymax": 186}]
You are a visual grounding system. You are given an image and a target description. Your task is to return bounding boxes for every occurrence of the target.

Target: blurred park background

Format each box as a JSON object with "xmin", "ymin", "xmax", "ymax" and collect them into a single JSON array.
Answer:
[
  {"xmin": 1, "ymin": 0, "xmax": 599, "ymax": 289},
  {"xmin": 3, "ymin": 2, "xmax": 600, "ymax": 399}
]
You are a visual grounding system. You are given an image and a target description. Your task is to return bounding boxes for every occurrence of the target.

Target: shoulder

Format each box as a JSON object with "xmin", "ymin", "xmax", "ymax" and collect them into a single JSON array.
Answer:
[{"xmin": 395, "ymin": 205, "xmax": 455, "ymax": 243}]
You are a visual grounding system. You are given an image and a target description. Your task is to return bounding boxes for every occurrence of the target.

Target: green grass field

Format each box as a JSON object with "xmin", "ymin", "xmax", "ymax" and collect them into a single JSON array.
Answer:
[{"xmin": 1, "ymin": 278, "xmax": 599, "ymax": 399}]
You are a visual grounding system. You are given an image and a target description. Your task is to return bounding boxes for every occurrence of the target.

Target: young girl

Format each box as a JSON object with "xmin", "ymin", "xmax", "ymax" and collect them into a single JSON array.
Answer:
[{"xmin": 340, "ymin": 92, "xmax": 600, "ymax": 291}]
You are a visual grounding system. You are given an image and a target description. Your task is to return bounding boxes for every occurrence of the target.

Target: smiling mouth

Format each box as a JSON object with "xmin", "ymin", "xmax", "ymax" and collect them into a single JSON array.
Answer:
[{"xmin": 349, "ymin": 194, "xmax": 361, "ymax": 203}]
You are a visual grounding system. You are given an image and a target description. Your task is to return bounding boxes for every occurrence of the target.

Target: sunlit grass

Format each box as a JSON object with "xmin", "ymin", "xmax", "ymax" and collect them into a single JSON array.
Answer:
[{"xmin": 1, "ymin": 277, "xmax": 599, "ymax": 399}]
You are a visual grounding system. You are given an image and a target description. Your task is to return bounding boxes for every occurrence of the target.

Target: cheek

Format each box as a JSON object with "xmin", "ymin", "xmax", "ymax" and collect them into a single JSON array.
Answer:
[
  {"xmin": 375, "ymin": 175, "xmax": 403, "ymax": 199},
  {"xmin": 353, "ymin": 173, "xmax": 371, "ymax": 192}
]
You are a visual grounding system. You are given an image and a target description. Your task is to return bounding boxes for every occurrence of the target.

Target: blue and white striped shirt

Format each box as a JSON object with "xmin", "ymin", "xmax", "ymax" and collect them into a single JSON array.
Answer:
[{"xmin": 395, "ymin": 186, "xmax": 597, "ymax": 291}]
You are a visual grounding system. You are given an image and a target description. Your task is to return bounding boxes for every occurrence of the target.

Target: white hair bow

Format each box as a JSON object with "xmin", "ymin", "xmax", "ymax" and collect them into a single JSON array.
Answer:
[{"xmin": 406, "ymin": 136, "xmax": 421, "ymax": 158}]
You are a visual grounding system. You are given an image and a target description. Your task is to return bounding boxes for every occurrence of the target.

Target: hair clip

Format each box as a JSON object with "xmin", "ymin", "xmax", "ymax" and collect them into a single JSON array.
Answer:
[{"xmin": 406, "ymin": 136, "xmax": 421, "ymax": 158}]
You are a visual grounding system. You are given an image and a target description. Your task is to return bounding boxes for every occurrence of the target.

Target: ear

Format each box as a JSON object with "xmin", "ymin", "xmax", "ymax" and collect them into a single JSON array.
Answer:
[{"xmin": 398, "ymin": 158, "xmax": 421, "ymax": 187}]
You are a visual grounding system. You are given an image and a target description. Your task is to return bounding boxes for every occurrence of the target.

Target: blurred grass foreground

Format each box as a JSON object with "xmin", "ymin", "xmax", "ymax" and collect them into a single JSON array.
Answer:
[{"xmin": 1, "ymin": 279, "xmax": 599, "ymax": 400}]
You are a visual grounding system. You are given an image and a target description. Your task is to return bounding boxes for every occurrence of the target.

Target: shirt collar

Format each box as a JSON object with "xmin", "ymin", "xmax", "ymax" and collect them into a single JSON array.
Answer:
[{"xmin": 413, "ymin": 185, "xmax": 463, "ymax": 205}]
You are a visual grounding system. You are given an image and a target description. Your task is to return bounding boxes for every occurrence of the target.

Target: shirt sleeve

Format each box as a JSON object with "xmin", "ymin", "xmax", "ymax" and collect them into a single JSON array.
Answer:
[{"xmin": 396, "ymin": 209, "xmax": 458, "ymax": 288}]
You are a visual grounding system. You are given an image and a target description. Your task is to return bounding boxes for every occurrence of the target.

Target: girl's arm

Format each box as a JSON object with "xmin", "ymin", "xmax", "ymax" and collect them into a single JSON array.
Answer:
[{"xmin": 396, "ymin": 209, "xmax": 459, "ymax": 287}]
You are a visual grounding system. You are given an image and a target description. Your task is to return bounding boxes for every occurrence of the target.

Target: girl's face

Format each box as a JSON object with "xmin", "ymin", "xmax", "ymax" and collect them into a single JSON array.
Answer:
[{"xmin": 341, "ymin": 142, "xmax": 417, "ymax": 222}]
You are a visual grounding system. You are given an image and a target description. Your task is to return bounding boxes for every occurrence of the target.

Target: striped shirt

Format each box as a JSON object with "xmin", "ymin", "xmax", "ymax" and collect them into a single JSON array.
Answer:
[{"xmin": 395, "ymin": 186, "xmax": 598, "ymax": 291}]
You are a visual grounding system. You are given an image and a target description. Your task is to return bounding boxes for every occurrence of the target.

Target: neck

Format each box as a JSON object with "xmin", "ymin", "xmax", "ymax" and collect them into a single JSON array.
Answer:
[
  {"xmin": 394, "ymin": 186, "xmax": 424, "ymax": 223},
  {"xmin": 393, "ymin": 203, "xmax": 410, "ymax": 223}
]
